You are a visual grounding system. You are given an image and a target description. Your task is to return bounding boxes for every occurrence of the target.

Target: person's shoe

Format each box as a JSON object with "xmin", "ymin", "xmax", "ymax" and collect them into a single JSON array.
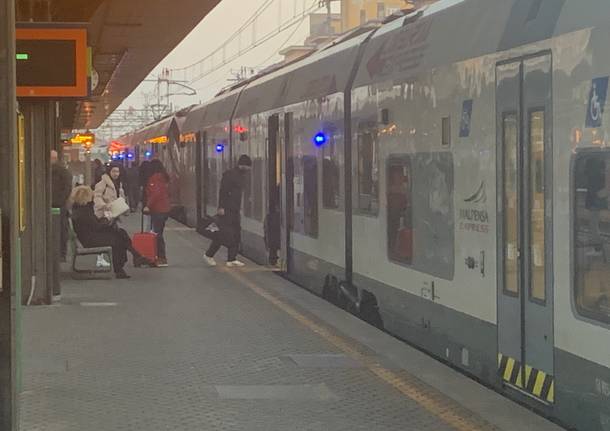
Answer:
[
  {"xmin": 115, "ymin": 269, "xmax": 131, "ymax": 279},
  {"xmin": 157, "ymin": 258, "xmax": 169, "ymax": 267},
  {"xmin": 97, "ymin": 254, "xmax": 111, "ymax": 268},
  {"xmin": 226, "ymin": 260, "xmax": 245, "ymax": 267},
  {"xmin": 203, "ymin": 255, "xmax": 217, "ymax": 267}
]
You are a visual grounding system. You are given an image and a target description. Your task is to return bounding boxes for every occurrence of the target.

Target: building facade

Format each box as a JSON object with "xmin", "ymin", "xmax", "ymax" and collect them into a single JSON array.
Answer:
[{"xmin": 340, "ymin": 0, "xmax": 438, "ymax": 32}]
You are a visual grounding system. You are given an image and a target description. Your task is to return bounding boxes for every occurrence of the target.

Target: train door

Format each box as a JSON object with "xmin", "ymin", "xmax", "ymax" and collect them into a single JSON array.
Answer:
[
  {"xmin": 268, "ymin": 115, "xmax": 281, "ymax": 268},
  {"xmin": 267, "ymin": 113, "xmax": 293, "ymax": 272},
  {"xmin": 496, "ymin": 53, "xmax": 555, "ymax": 404},
  {"xmin": 196, "ymin": 131, "xmax": 205, "ymax": 225}
]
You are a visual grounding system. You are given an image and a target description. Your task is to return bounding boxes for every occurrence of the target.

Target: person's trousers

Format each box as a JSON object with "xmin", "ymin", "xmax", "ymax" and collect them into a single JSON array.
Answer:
[
  {"xmin": 128, "ymin": 187, "xmax": 140, "ymax": 211},
  {"xmin": 85, "ymin": 228, "xmax": 131, "ymax": 273},
  {"xmin": 151, "ymin": 213, "xmax": 169, "ymax": 259},
  {"xmin": 206, "ymin": 240, "xmax": 239, "ymax": 262},
  {"xmin": 206, "ymin": 216, "xmax": 240, "ymax": 262}
]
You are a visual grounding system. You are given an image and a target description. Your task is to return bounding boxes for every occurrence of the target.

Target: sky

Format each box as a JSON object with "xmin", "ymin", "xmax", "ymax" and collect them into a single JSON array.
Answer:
[{"xmin": 115, "ymin": 0, "xmax": 337, "ymax": 114}]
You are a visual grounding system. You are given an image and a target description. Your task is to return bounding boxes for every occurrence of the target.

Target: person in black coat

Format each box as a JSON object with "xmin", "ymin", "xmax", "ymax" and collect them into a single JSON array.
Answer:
[
  {"xmin": 51, "ymin": 150, "xmax": 73, "ymax": 261},
  {"xmin": 204, "ymin": 155, "xmax": 252, "ymax": 267},
  {"xmin": 126, "ymin": 161, "xmax": 140, "ymax": 212},
  {"xmin": 70, "ymin": 186, "xmax": 154, "ymax": 279},
  {"xmin": 92, "ymin": 159, "xmax": 105, "ymax": 186}
]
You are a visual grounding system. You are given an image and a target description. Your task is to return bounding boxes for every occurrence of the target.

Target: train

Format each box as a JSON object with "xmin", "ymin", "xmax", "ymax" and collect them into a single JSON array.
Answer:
[{"xmin": 114, "ymin": 1, "xmax": 610, "ymax": 429}]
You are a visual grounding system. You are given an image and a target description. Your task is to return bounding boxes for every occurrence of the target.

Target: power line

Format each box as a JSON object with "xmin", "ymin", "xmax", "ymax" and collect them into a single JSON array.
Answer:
[
  {"xmin": 255, "ymin": 14, "xmax": 307, "ymax": 68},
  {"xmin": 172, "ymin": 0, "xmax": 323, "ymax": 84}
]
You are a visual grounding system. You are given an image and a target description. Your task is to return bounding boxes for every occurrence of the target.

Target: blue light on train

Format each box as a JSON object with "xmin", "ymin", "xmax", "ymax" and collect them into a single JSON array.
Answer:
[
  {"xmin": 144, "ymin": 150, "xmax": 152, "ymax": 158},
  {"xmin": 313, "ymin": 132, "xmax": 327, "ymax": 147},
  {"xmin": 127, "ymin": 153, "xmax": 134, "ymax": 159},
  {"xmin": 118, "ymin": 153, "xmax": 125, "ymax": 160},
  {"xmin": 216, "ymin": 144, "xmax": 225, "ymax": 153}
]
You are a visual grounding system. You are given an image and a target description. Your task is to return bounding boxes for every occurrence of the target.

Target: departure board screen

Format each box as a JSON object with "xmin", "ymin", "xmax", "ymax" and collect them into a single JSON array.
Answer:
[
  {"xmin": 16, "ymin": 27, "xmax": 87, "ymax": 98},
  {"xmin": 16, "ymin": 39, "xmax": 77, "ymax": 87}
]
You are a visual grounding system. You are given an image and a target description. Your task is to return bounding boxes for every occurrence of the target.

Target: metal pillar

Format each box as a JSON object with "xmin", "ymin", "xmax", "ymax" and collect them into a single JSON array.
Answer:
[
  {"xmin": 21, "ymin": 101, "xmax": 54, "ymax": 305},
  {"xmin": 0, "ymin": 0, "xmax": 19, "ymax": 427}
]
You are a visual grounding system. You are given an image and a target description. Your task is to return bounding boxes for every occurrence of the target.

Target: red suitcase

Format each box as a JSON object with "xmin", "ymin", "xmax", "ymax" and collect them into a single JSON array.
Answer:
[
  {"xmin": 133, "ymin": 232, "xmax": 157, "ymax": 265},
  {"xmin": 133, "ymin": 212, "xmax": 157, "ymax": 266}
]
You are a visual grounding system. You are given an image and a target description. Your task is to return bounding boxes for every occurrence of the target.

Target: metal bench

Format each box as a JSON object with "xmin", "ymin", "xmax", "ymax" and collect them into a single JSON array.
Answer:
[{"xmin": 68, "ymin": 218, "xmax": 114, "ymax": 279}]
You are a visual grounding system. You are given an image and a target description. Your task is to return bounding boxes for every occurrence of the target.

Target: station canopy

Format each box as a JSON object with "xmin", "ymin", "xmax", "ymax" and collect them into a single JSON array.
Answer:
[{"xmin": 34, "ymin": 0, "xmax": 221, "ymax": 129}]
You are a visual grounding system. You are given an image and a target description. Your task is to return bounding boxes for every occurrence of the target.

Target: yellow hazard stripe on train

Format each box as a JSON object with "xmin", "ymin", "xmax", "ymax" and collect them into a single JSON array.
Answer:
[{"xmin": 497, "ymin": 354, "xmax": 555, "ymax": 403}]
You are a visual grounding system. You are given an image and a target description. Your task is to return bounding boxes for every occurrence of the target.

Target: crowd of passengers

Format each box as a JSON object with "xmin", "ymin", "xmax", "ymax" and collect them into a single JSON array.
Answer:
[
  {"xmin": 52, "ymin": 152, "xmax": 171, "ymax": 279},
  {"xmin": 53, "ymin": 152, "xmax": 256, "ymax": 279}
]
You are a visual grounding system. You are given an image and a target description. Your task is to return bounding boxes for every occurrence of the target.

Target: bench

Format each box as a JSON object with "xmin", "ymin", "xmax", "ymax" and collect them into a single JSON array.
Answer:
[{"xmin": 68, "ymin": 218, "xmax": 114, "ymax": 279}]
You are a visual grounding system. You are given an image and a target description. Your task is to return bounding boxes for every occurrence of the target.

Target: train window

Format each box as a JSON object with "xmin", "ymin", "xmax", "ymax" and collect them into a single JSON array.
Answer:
[
  {"xmin": 503, "ymin": 113, "xmax": 519, "ymax": 295},
  {"xmin": 529, "ymin": 110, "xmax": 545, "ymax": 302},
  {"xmin": 201, "ymin": 133, "xmax": 207, "ymax": 213},
  {"xmin": 252, "ymin": 158, "xmax": 264, "ymax": 221},
  {"xmin": 207, "ymin": 152, "xmax": 218, "ymax": 211},
  {"xmin": 574, "ymin": 152, "xmax": 610, "ymax": 325},
  {"xmin": 243, "ymin": 165, "xmax": 253, "ymax": 218},
  {"xmin": 322, "ymin": 135, "xmax": 342, "ymax": 210},
  {"xmin": 412, "ymin": 152, "xmax": 455, "ymax": 279},
  {"xmin": 442, "ymin": 117, "xmax": 451, "ymax": 148},
  {"xmin": 357, "ymin": 126, "xmax": 379, "ymax": 215},
  {"xmin": 303, "ymin": 155, "xmax": 319, "ymax": 237},
  {"xmin": 387, "ymin": 158, "xmax": 412, "ymax": 264}
]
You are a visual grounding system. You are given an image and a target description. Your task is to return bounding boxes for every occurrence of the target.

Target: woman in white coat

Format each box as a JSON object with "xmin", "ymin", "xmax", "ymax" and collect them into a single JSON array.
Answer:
[{"xmin": 94, "ymin": 164, "xmax": 126, "ymax": 219}]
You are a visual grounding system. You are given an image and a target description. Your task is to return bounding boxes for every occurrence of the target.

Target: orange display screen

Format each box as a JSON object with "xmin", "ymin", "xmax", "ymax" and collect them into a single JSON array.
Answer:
[{"xmin": 16, "ymin": 27, "xmax": 88, "ymax": 98}]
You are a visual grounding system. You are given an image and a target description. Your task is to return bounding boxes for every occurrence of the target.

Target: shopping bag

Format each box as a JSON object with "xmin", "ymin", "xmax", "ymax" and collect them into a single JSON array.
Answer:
[{"xmin": 108, "ymin": 197, "xmax": 130, "ymax": 218}]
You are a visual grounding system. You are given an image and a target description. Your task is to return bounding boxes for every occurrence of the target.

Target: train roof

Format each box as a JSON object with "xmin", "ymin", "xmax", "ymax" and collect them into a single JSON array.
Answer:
[
  {"xmin": 143, "ymin": 0, "xmax": 610, "ymax": 139},
  {"xmin": 353, "ymin": 0, "xmax": 610, "ymax": 89},
  {"xmin": 233, "ymin": 30, "xmax": 370, "ymax": 118}
]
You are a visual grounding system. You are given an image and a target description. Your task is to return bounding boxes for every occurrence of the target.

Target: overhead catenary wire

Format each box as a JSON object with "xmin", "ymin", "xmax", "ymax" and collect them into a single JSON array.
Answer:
[
  {"xmin": 255, "ymin": 14, "xmax": 307, "ymax": 68},
  {"xmin": 172, "ymin": 0, "xmax": 323, "ymax": 85}
]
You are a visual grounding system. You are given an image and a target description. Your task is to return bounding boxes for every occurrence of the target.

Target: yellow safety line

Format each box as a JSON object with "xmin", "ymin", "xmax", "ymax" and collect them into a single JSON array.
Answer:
[{"xmin": 223, "ymin": 268, "xmax": 495, "ymax": 431}]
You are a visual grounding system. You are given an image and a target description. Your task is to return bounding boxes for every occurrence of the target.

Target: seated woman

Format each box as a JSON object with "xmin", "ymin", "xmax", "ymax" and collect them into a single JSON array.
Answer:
[{"xmin": 70, "ymin": 186, "xmax": 154, "ymax": 279}]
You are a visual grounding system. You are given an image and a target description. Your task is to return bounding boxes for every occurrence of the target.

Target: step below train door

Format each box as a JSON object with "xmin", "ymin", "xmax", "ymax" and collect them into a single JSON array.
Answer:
[{"xmin": 496, "ymin": 53, "xmax": 555, "ymax": 405}]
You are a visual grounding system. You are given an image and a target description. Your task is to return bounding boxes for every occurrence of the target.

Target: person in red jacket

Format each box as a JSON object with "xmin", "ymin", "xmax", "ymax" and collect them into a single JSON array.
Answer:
[{"xmin": 144, "ymin": 159, "xmax": 171, "ymax": 267}]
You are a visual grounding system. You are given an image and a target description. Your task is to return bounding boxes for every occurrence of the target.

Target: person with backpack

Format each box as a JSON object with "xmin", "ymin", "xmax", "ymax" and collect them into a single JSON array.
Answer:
[
  {"xmin": 144, "ymin": 159, "xmax": 171, "ymax": 267},
  {"xmin": 204, "ymin": 155, "xmax": 252, "ymax": 267}
]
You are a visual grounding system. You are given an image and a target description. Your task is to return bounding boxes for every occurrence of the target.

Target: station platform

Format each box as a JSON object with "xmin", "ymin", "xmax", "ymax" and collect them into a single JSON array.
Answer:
[{"xmin": 19, "ymin": 216, "xmax": 565, "ymax": 431}]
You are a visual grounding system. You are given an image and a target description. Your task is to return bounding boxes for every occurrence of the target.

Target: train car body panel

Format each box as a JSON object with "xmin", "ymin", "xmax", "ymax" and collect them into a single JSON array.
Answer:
[{"xmin": 123, "ymin": 1, "xmax": 610, "ymax": 429}]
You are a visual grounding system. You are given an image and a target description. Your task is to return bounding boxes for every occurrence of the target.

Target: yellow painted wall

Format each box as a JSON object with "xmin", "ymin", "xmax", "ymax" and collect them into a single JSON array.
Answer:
[{"xmin": 341, "ymin": 0, "xmax": 409, "ymax": 31}]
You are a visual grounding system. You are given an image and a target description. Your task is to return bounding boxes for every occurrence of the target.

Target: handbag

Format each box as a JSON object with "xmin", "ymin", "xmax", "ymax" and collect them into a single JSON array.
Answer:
[
  {"xmin": 108, "ymin": 197, "xmax": 130, "ymax": 219},
  {"xmin": 202, "ymin": 215, "xmax": 236, "ymax": 247}
]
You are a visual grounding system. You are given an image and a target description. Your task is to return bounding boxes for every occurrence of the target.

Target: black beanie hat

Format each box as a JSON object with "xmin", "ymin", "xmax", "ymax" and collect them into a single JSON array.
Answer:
[{"xmin": 238, "ymin": 155, "xmax": 252, "ymax": 167}]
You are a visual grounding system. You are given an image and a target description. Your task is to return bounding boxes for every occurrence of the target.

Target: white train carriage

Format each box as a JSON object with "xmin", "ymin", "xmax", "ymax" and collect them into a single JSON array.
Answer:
[{"xmin": 126, "ymin": 1, "xmax": 610, "ymax": 429}]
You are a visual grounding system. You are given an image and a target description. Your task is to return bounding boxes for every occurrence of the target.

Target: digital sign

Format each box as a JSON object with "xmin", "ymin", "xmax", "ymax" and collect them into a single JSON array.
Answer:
[
  {"xmin": 70, "ymin": 132, "xmax": 95, "ymax": 146},
  {"xmin": 16, "ymin": 26, "xmax": 88, "ymax": 98}
]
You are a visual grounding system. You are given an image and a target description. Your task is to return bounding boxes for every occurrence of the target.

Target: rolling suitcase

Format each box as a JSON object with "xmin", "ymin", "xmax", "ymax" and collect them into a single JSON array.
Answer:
[{"xmin": 133, "ymin": 211, "xmax": 157, "ymax": 266}]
